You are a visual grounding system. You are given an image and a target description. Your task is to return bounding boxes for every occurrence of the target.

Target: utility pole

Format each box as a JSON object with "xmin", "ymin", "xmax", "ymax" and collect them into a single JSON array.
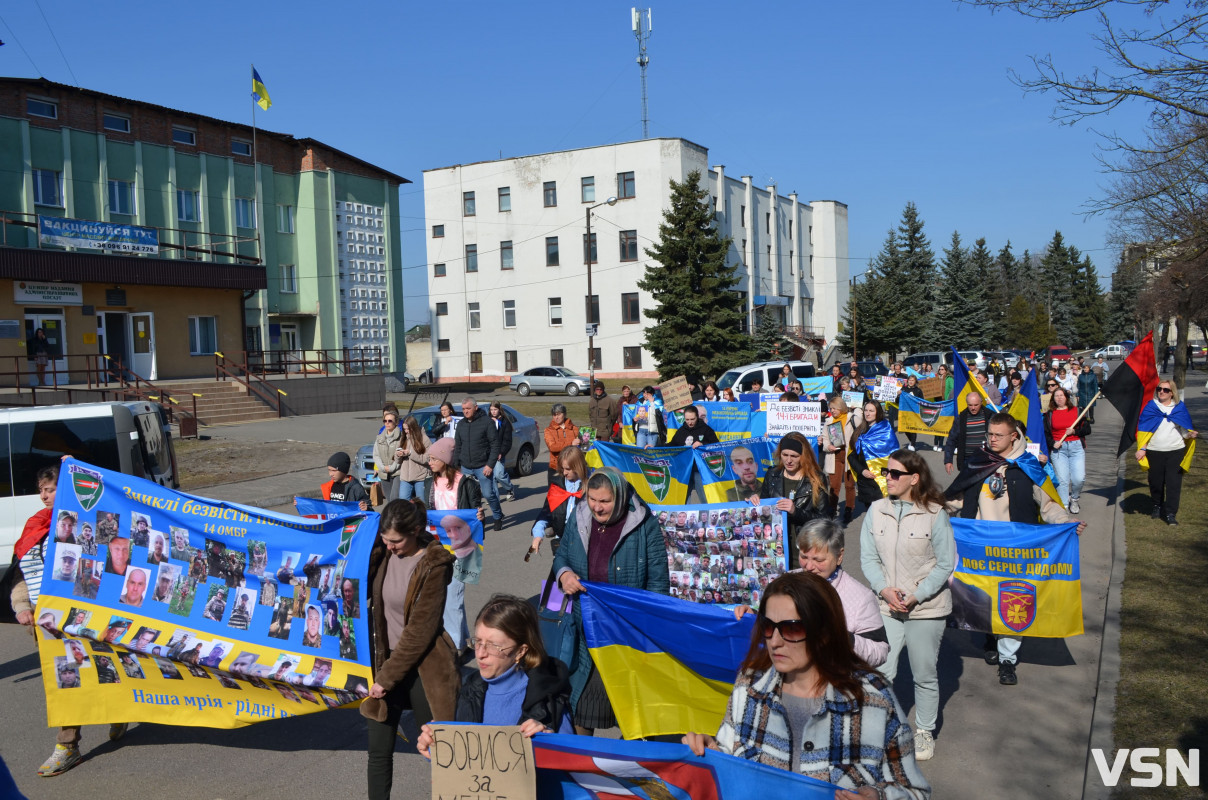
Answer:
[
  {"xmin": 850, "ymin": 276, "xmax": 858, "ymax": 361},
  {"xmin": 632, "ymin": 8, "xmax": 652, "ymax": 138}
]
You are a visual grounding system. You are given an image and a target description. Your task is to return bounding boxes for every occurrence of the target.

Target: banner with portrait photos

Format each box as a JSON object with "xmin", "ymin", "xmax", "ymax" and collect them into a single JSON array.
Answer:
[
  {"xmin": 35, "ymin": 459, "xmax": 376, "ymax": 729},
  {"xmin": 655, "ymin": 501, "xmax": 791, "ymax": 607},
  {"xmin": 662, "ymin": 402, "xmax": 754, "ymax": 443},
  {"xmin": 690, "ymin": 437, "xmax": 777, "ymax": 504}
]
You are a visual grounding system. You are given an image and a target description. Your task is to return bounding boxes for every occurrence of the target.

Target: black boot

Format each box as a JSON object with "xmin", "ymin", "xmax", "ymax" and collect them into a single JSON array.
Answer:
[
  {"xmin": 1151, "ymin": 502, "xmax": 1163, "ymax": 519},
  {"xmin": 842, "ymin": 507, "xmax": 852, "ymax": 525}
]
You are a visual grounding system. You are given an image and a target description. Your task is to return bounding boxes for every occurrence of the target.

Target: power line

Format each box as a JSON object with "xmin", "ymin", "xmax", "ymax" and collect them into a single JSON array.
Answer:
[
  {"xmin": 32, "ymin": 0, "xmax": 78, "ymax": 87},
  {"xmin": 0, "ymin": 13, "xmax": 43, "ymax": 75}
]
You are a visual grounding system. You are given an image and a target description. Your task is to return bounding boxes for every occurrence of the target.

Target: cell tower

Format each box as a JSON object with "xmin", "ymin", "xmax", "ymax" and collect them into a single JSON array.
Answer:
[{"xmin": 632, "ymin": 7, "xmax": 652, "ymax": 138}]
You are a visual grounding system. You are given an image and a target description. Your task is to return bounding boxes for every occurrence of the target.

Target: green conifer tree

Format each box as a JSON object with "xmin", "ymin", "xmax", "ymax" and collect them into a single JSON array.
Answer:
[
  {"xmin": 968, "ymin": 237, "xmax": 999, "ymax": 345},
  {"xmin": 933, "ymin": 232, "xmax": 981, "ymax": 348},
  {"xmin": 752, "ymin": 307, "xmax": 791, "ymax": 361},
  {"xmin": 1104, "ymin": 252, "xmax": 1145, "ymax": 342}
]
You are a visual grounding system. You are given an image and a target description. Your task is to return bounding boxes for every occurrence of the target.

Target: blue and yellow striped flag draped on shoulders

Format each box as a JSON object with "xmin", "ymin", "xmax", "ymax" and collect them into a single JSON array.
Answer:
[
  {"xmin": 951, "ymin": 346, "xmax": 997, "ymax": 414},
  {"xmin": 849, "ymin": 419, "xmax": 897, "ymax": 497},
  {"xmin": 1137, "ymin": 399, "xmax": 1197, "ymax": 471},
  {"xmin": 251, "ymin": 66, "xmax": 271, "ymax": 110},
  {"xmin": 1008, "ymin": 369, "xmax": 1049, "ymax": 457}
]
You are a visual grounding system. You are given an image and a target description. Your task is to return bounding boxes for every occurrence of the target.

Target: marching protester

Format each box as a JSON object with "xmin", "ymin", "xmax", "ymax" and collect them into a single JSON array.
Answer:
[
  {"xmin": 975, "ymin": 370, "xmax": 1002, "ymax": 408},
  {"xmin": 553, "ymin": 467, "xmax": 669, "ymax": 736},
  {"xmin": 529, "ymin": 445, "xmax": 588, "ymax": 556},
  {"xmin": 632, "ymin": 386, "xmax": 666, "ymax": 448},
  {"xmin": 757, "ymin": 433, "xmax": 830, "ymax": 537},
  {"xmin": 374, "ymin": 408, "xmax": 404, "ymax": 503},
  {"xmin": 392, "ymin": 415, "xmax": 432, "ymax": 502},
  {"xmin": 822, "ymin": 397, "xmax": 858, "ymax": 521},
  {"xmin": 588, "ymin": 381, "xmax": 619, "ymax": 448},
  {"xmin": 488, "ymin": 401, "xmax": 515, "ymax": 502},
  {"xmin": 668, "ymin": 405, "xmax": 719, "ymax": 449},
  {"xmin": 545, "ymin": 403, "xmax": 580, "ymax": 484},
  {"xmin": 848, "ymin": 400, "xmax": 896, "ymax": 514},
  {"xmin": 777, "ymin": 363, "xmax": 795, "ymax": 390},
  {"xmin": 425, "ymin": 437, "xmax": 485, "ymax": 657},
  {"xmin": 318, "ymin": 452, "xmax": 370, "ymax": 510},
  {"xmin": 454, "ymin": 397, "xmax": 504, "ymax": 531},
  {"xmin": 943, "ymin": 392, "xmax": 989, "ymax": 476},
  {"xmin": 364, "ymin": 499, "xmax": 458, "ymax": 800},
  {"xmin": 684, "ymin": 572, "xmax": 931, "ymax": 799},
  {"xmin": 1000, "ymin": 371, "xmax": 1024, "ymax": 408},
  {"xmin": 415, "ymin": 594, "xmax": 572, "ymax": 761},
  {"xmin": 1136, "ymin": 380, "xmax": 1199, "ymax": 526},
  {"xmin": 701, "ymin": 381, "xmax": 721, "ymax": 402},
  {"xmin": 945, "ymin": 413, "xmax": 1085, "ymax": 685},
  {"xmin": 431, "ymin": 401, "xmax": 457, "ymax": 439},
  {"xmin": 1045, "ymin": 386, "xmax": 1089, "ymax": 514},
  {"xmin": 859, "ymin": 449, "xmax": 955, "ymax": 761},
  {"xmin": 1075, "ymin": 362, "xmax": 1099, "ymax": 424},
  {"xmin": 899, "ymin": 374, "xmax": 925, "ymax": 451}
]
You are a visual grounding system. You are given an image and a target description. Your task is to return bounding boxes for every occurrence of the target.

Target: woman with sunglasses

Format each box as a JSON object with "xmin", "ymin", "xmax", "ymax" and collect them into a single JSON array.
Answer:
[
  {"xmin": 684, "ymin": 572, "xmax": 930, "ymax": 799},
  {"xmin": 1137, "ymin": 381, "xmax": 1199, "ymax": 525},
  {"xmin": 415, "ymin": 594, "xmax": 572, "ymax": 761},
  {"xmin": 374, "ymin": 411, "xmax": 405, "ymax": 502},
  {"xmin": 858, "ymin": 449, "xmax": 954, "ymax": 762}
]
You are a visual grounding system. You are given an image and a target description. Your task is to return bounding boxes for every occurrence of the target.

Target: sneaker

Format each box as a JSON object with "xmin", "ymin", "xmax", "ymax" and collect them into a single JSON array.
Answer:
[
  {"xmin": 914, "ymin": 729, "xmax": 935, "ymax": 761},
  {"xmin": 1165, "ymin": 514, "xmax": 1178, "ymax": 526},
  {"xmin": 906, "ymin": 444, "xmax": 916, "ymax": 451},
  {"xmin": 38, "ymin": 744, "xmax": 83, "ymax": 777},
  {"xmin": 1069, "ymin": 499, "xmax": 1080, "ymax": 514},
  {"xmin": 842, "ymin": 508, "xmax": 852, "ymax": 525},
  {"xmin": 493, "ymin": 518, "xmax": 504, "ymax": 532},
  {"xmin": 503, "ymin": 492, "xmax": 516, "ymax": 502},
  {"xmin": 108, "ymin": 723, "xmax": 128, "ymax": 742},
  {"xmin": 998, "ymin": 661, "xmax": 1018, "ymax": 686},
  {"xmin": 932, "ymin": 445, "xmax": 944, "ymax": 452},
  {"xmin": 1150, "ymin": 505, "xmax": 1163, "ymax": 519}
]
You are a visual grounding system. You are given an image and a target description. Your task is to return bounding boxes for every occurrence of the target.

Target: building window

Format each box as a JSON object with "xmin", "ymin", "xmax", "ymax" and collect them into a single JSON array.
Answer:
[
  {"xmin": 550, "ymin": 349, "xmax": 564, "ymax": 367},
  {"xmin": 622, "ymin": 292, "xmax": 639, "ymax": 324},
  {"xmin": 468, "ymin": 302, "xmax": 480, "ymax": 330},
  {"xmin": 176, "ymin": 189, "xmax": 200, "ymax": 222},
  {"xmin": 583, "ymin": 232, "xmax": 597, "ymax": 264},
  {"xmin": 585, "ymin": 294, "xmax": 600, "ymax": 325},
  {"xmin": 617, "ymin": 171, "xmax": 635, "ymax": 199},
  {"xmin": 437, "ymin": 338, "xmax": 450, "ymax": 352},
  {"xmin": 235, "ymin": 197, "xmax": 256, "ymax": 229},
  {"xmin": 590, "ymin": 348, "xmax": 602, "ymax": 370},
  {"xmin": 545, "ymin": 237, "xmax": 559, "ymax": 266},
  {"xmin": 767, "ymin": 244, "xmax": 772, "ymax": 271},
  {"xmin": 548, "ymin": 297, "xmax": 562, "ymax": 326},
  {"xmin": 498, "ymin": 186, "xmax": 511, "ymax": 212},
  {"xmin": 788, "ymin": 219, "xmax": 793, "ymax": 238},
  {"xmin": 435, "ymin": 302, "xmax": 448, "ymax": 316},
  {"xmin": 27, "ymin": 98, "xmax": 57, "ymax": 119},
  {"xmin": 280, "ymin": 264, "xmax": 298, "ymax": 294},
  {"xmin": 432, "ymin": 224, "xmax": 444, "ymax": 238},
  {"xmin": 188, "ymin": 316, "xmax": 217, "ymax": 356},
  {"xmin": 465, "ymin": 244, "xmax": 478, "ymax": 272},
  {"xmin": 172, "ymin": 127, "xmax": 196, "ymax": 146},
  {"xmin": 503, "ymin": 300, "xmax": 516, "ymax": 328},
  {"xmin": 463, "ymin": 191, "xmax": 476, "ymax": 216},
  {"xmin": 741, "ymin": 239, "xmax": 747, "ymax": 266},
  {"xmin": 103, "ymin": 113, "xmax": 130, "ymax": 133},
  {"xmin": 470, "ymin": 352, "xmax": 483, "ymax": 373},
  {"xmin": 623, "ymin": 346, "xmax": 643, "ymax": 369},
  {"xmin": 809, "ymin": 254, "xmax": 814, "ymax": 276},
  {"xmin": 32, "ymin": 169, "xmax": 62, "ymax": 207},
  {"xmin": 543, "ymin": 181, "xmax": 557, "ymax": 207},
  {"xmin": 740, "ymin": 205, "xmax": 746, "ymax": 227},
  {"xmin": 231, "ymin": 139, "xmax": 252, "ymax": 156},
  {"xmin": 581, "ymin": 176, "xmax": 595, "ymax": 203},
  {"xmin": 504, "ymin": 350, "xmax": 518, "ymax": 372},
  {"xmin": 277, "ymin": 204, "xmax": 296, "ymax": 233},
  {"xmin": 434, "ymin": 263, "xmax": 447, "ymax": 277},
  {"xmin": 107, "ymin": 180, "xmax": 135, "ymax": 215},
  {"xmin": 500, "ymin": 240, "xmax": 514, "ymax": 270},
  {"xmin": 619, "ymin": 230, "xmax": 638, "ymax": 261},
  {"xmin": 766, "ymin": 212, "xmax": 771, "ymax": 234}
]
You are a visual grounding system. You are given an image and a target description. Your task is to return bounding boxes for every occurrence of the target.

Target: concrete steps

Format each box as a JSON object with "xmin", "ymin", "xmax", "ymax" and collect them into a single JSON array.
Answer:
[{"xmin": 158, "ymin": 380, "xmax": 278, "ymax": 426}]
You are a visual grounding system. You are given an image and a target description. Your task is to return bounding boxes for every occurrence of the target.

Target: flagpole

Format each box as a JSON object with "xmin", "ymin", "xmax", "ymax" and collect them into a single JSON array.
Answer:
[
  {"xmin": 251, "ymin": 63, "xmax": 263, "ymax": 357},
  {"xmin": 1053, "ymin": 391, "xmax": 1100, "ymax": 448}
]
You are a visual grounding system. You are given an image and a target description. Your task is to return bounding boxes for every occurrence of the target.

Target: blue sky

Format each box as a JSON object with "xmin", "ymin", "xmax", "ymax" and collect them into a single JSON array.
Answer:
[{"xmin": 1, "ymin": 1, "xmax": 1151, "ymax": 328}]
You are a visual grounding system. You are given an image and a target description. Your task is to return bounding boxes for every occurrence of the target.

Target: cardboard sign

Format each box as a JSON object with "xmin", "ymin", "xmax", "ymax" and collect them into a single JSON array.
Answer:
[
  {"xmin": 658, "ymin": 376, "xmax": 694, "ymax": 411},
  {"xmin": 429, "ymin": 724, "xmax": 536, "ymax": 800},
  {"xmin": 918, "ymin": 377, "xmax": 944, "ymax": 400},
  {"xmin": 841, "ymin": 390, "xmax": 866, "ymax": 410},
  {"xmin": 872, "ymin": 383, "xmax": 900, "ymax": 403},
  {"xmin": 765, "ymin": 402, "xmax": 822, "ymax": 438}
]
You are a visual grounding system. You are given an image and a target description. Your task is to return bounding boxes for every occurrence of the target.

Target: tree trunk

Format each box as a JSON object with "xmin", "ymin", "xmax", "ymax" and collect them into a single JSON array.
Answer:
[{"xmin": 1174, "ymin": 315, "xmax": 1189, "ymax": 389}]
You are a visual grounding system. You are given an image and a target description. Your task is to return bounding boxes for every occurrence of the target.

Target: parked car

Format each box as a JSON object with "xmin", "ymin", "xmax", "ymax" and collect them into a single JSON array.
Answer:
[
  {"xmin": 955, "ymin": 350, "xmax": 988, "ymax": 371},
  {"xmin": 716, "ymin": 360, "xmax": 817, "ymax": 393},
  {"xmin": 351, "ymin": 402, "xmax": 541, "ymax": 489},
  {"xmin": 845, "ymin": 360, "xmax": 890, "ymax": 381},
  {"xmin": 1093, "ymin": 344, "xmax": 1128, "ymax": 359},
  {"xmin": 1044, "ymin": 344, "xmax": 1073, "ymax": 366},
  {"xmin": 902, "ymin": 352, "xmax": 946, "ymax": 371},
  {"xmin": 509, "ymin": 366, "xmax": 591, "ymax": 397}
]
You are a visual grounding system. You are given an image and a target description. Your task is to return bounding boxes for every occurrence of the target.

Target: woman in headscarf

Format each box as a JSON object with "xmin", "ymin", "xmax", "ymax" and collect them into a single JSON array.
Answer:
[{"xmin": 551, "ymin": 467, "xmax": 669, "ymax": 735}]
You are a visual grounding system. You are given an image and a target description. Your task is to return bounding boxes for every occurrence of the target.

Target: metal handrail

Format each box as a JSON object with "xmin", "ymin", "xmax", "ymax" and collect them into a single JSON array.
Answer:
[
  {"xmin": 213, "ymin": 352, "xmax": 286, "ymax": 418},
  {"xmin": 218, "ymin": 348, "xmax": 385, "ymax": 379}
]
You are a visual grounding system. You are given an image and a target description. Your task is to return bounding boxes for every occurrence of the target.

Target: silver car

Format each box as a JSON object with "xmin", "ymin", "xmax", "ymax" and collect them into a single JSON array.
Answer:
[
  {"xmin": 509, "ymin": 366, "xmax": 591, "ymax": 397},
  {"xmin": 352, "ymin": 402, "xmax": 540, "ymax": 488}
]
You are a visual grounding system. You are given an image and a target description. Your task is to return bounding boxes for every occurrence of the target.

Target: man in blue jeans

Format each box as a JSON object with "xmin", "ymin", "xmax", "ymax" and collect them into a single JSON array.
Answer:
[{"xmin": 454, "ymin": 397, "xmax": 504, "ymax": 530}]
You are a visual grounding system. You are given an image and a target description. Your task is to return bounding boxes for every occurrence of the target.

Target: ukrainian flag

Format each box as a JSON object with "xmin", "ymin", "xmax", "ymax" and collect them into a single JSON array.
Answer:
[
  {"xmin": 692, "ymin": 437, "xmax": 775, "ymax": 503},
  {"xmin": 578, "ymin": 582, "xmax": 754, "ymax": 739},
  {"xmin": 251, "ymin": 67, "xmax": 272, "ymax": 110},
  {"xmin": 1137, "ymin": 400, "xmax": 1197, "ymax": 471},
  {"xmin": 949, "ymin": 518, "xmax": 1082, "ymax": 638},
  {"xmin": 1008, "ymin": 370, "xmax": 1049, "ymax": 457},
  {"xmin": 584, "ymin": 442, "xmax": 695, "ymax": 505},
  {"xmin": 618, "ymin": 404, "xmax": 638, "ymax": 445},
  {"xmin": 897, "ymin": 392, "xmax": 955, "ymax": 437},
  {"xmin": 850, "ymin": 419, "xmax": 897, "ymax": 496},
  {"xmin": 950, "ymin": 346, "xmax": 998, "ymax": 414}
]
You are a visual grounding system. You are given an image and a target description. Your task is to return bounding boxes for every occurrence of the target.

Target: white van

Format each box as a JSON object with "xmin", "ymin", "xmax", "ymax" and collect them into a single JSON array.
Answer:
[
  {"xmin": 717, "ymin": 361, "xmax": 817, "ymax": 393},
  {"xmin": 0, "ymin": 401, "xmax": 178, "ymax": 567}
]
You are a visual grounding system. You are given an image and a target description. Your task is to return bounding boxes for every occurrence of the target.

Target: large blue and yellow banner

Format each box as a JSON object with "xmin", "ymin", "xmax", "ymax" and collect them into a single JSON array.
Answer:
[
  {"xmin": 579, "ymin": 582, "xmax": 755, "ymax": 739},
  {"xmin": 690, "ymin": 438, "xmax": 777, "ymax": 503},
  {"xmin": 38, "ymin": 460, "xmax": 375, "ymax": 728},
  {"xmin": 584, "ymin": 443, "xmax": 695, "ymax": 505},
  {"xmin": 664, "ymin": 402, "xmax": 753, "ymax": 442},
  {"xmin": 948, "ymin": 518, "xmax": 1082, "ymax": 638},
  {"xmin": 533, "ymin": 732, "xmax": 834, "ymax": 798},
  {"xmin": 896, "ymin": 392, "xmax": 955, "ymax": 438}
]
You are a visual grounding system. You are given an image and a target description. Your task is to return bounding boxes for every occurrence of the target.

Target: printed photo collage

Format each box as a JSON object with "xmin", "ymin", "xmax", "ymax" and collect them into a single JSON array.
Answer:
[
  {"xmin": 42, "ymin": 505, "xmax": 372, "ymax": 706},
  {"xmin": 658, "ymin": 504, "xmax": 789, "ymax": 607}
]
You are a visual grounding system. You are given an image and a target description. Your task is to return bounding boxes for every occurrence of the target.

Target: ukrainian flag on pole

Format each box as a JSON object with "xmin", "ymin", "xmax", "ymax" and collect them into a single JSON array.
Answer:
[
  {"xmin": 1008, "ymin": 369, "xmax": 1049, "ymax": 457},
  {"xmin": 251, "ymin": 66, "xmax": 272, "ymax": 110},
  {"xmin": 950, "ymin": 346, "xmax": 997, "ymax": 414}
]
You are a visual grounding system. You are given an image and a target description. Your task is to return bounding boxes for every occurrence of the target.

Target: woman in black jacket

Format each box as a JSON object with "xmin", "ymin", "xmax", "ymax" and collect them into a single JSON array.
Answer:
[
  {"xmin": 488, "ymin": 401, "xmax": 515, "ymax": 501},
  {"xmin": 898, "ymin": 375, "xmax": 925, "ymax": 450},
  {"xmin": 758, "ymin": 433, "xmax": 830, "ymax": 542}
]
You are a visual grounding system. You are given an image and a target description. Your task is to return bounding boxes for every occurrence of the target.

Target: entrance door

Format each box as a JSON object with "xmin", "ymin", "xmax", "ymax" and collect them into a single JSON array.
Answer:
[
  {"xmin": 280, "ymin": 324, "xmax": 299, "ymax": 373},
  {"xmin": 24, "ymin": 313, "xmax": 66, "ymax": 386},
  {"xmin": 130, "ymin": 312, "xmax": 157, "ymax": 380}
]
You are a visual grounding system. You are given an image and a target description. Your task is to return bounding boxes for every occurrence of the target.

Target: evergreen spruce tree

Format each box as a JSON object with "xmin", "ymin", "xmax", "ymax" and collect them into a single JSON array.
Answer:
[
  {"xmin": 933, "ymin": 232, "xmax": 980, "ymax": 348},
  {"xmin": 968, "ymin": 238, "xmax": 999, "ymax": 345},
  {"xmin": 752, "ymin": 307, "xmax": 791, "ymax": 361},
  {"xmin": 894, "ymin": 203, "xmax": 939, "ymax": 351},
  {"xmin": 1003, "ymin": 295, "xmax": 1035, "ymax": 348},
  {"xmin": 1104, "ymin": 252, "xmax": 1145, "ymax": 341},
  {"xmin": 1040, "ymin": 232, "xmax": 1080, "ymax": 345},
  {"xmin": 639, "ymin": 170, "xmax": 753, "ymax": 379},
  {"xmin": 1071, "ymin": 254, "xmax": 1108, "ymax": 348},
  {"xmin": 1017, "ymin": 249, "xmax": 1041, "ymax": 305},
  {"xmin": 836, "ymin": 272, "xmax": 892, "ymax": 359},
  {"xmin": 994, "ymin": 242, "xmax": 1020, "ymax": 325}
]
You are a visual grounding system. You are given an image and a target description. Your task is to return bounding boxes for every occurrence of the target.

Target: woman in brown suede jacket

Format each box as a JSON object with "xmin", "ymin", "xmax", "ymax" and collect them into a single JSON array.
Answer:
[{"xmin": 364, "ymin": 499, "xmax": 459, "ymax": 800}]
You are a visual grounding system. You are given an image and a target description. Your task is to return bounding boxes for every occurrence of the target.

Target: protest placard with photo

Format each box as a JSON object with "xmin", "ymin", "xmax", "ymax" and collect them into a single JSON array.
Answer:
[{"xmin": 765, "ymin": 402, "xmax": 823, "ymax": 438}]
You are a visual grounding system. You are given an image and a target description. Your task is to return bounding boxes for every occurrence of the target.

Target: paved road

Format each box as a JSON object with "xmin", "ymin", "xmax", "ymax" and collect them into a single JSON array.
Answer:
[{"xmin": 3, "ymin": 378, "xmax": 1189, "ymax": 798}]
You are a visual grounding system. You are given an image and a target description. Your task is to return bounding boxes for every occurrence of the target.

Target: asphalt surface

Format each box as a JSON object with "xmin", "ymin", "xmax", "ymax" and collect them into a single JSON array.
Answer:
[{"xmin": 3, "ymin": 378, "xmax": 1201, "ymax": 798}]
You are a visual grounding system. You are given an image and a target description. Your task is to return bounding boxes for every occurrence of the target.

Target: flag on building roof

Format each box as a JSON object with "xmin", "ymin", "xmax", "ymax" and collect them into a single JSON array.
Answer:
[
  {"xmin": 251, "ymin": 66, "xmax": 272, "ymax": 110},
  {"xmin": 1100, "ymin": 332, "xmax": 1160, "ymax": 456}
]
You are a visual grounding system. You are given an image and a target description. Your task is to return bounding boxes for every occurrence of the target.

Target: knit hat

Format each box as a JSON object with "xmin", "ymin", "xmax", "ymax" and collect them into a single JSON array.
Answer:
[
  {"xmin": 327, "ymin": 452, "xmax": 352, "ymax": 473},
  {"xmin": 428, "ymin": 437, "xmax": 455, "ymax": 465}
]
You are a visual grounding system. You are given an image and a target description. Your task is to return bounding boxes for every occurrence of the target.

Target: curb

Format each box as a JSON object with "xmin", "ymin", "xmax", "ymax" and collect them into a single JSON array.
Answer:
[
  {"xmin": 245, "ymin": 487, "xmax": 324, "ymax": 510},
  {"xmin": 1081, "ymin": 453, "xmax": 1128, "ymax": 800}
]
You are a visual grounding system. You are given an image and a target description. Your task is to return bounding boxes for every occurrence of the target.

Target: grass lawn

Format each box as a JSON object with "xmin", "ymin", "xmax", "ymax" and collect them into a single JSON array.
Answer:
[{"xmin": 1113, "ymin": 455, "xmax": 1208, "ymax": 798}]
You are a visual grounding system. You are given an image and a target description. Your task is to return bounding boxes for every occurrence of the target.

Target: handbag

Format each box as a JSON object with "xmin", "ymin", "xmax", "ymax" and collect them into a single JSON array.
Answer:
[{"xmin": 536, "ymin": 573, "xmax": 578, "ymax": 669}]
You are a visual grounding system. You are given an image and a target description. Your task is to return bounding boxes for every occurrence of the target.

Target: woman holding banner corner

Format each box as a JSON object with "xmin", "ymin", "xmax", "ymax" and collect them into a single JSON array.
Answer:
[{"xmin": 757, "ymin": 433, "xmax": 829, "ymax": 539}]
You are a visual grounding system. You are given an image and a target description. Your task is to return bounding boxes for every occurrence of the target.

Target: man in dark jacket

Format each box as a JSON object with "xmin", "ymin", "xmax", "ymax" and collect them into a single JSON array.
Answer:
[
  {"xmin": 587, "ymin": 381, "xmax": 619, "ymax": 444},
  {"xmin": 454, "ymin": 397, "xmax": 503, "ymax": 530},
  {"xmin": 943, "ymin": 393, "xmax": 989, "ymax": 475}
]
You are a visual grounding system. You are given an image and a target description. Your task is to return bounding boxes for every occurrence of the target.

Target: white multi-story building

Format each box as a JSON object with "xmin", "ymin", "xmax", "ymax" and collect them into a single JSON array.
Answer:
[
  {"xmin": 336, "ymin": 200, "xmax": 391, "ymax": 363},
  {"xmin": 423, "ymin": 138, "xmax": 848, "ymax": 382}
]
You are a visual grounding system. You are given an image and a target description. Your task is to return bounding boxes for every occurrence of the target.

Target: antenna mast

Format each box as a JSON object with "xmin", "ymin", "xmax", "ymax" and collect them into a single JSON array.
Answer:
[{"xmin": 632, "ymin": 8, "xmax": 652, "ymax": 138}]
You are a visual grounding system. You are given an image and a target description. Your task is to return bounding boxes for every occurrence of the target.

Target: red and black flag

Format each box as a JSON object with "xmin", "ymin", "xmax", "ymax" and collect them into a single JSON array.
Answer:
[{"xmin": 1100, "ymin": 331, "xmax": 1160, "ymax": 456}]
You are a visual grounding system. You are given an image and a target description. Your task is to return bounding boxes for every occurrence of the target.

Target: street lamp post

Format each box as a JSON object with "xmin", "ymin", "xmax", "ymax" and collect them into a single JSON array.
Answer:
[{"xmin": 586, "ymin": 196, "xmax": 618, "ymax": 388}]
